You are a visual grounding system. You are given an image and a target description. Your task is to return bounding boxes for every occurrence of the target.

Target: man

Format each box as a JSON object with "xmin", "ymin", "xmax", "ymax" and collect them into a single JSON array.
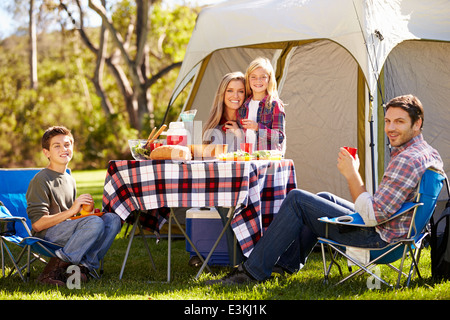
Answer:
[
  {"xmin": 27, "ymin": 126, "xmax": 121, "ymax": 286},
  {"xmin": 208, "ymin": 94, "xmax": 444, "ymax": 284}
]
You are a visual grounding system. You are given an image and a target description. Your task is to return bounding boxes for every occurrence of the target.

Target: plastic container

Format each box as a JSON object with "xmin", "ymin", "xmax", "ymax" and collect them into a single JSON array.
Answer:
[
  {"xmin": 185, "ymin": 207, "xmax": 230, "ymax": 266},
  {"xmin": 166, "ymin": 122, "xmax": 188, "ymax": 146}
]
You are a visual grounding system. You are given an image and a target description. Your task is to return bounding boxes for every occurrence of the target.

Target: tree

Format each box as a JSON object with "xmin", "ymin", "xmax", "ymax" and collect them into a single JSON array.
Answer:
[
  {"xmin": 29, "ymin": 0, "xmax": 38, "ymax": 89},
  {"xmin": 60, "ymin": 0, "xmax": 197, "ymax": 131}
]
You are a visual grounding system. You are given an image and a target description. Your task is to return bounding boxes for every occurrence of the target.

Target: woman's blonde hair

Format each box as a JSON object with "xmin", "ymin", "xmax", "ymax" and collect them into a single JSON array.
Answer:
[
  {"xmin": 245, "ymin": 57, "xmax": 279, "ymax": 109},
  {"xmin": 202, "ymin": 71, "xmax": 246, "ymax": 143}
]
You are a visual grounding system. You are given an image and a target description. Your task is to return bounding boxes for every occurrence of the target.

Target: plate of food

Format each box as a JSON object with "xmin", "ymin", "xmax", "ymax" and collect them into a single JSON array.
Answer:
[
  {"xmin": 216, "ymin": 149, "xmax": 284, "ymax": 161},
  {"xmin": 251, "ymin": 150, "xmax": 283, "ymax": 160},
  {"xmin": 216, "ymin": 150, "xmax": 252, "ymax": 161},
  {"xmin": 70, "ymin": 204, "xmax": 104, "ymax": 220}
]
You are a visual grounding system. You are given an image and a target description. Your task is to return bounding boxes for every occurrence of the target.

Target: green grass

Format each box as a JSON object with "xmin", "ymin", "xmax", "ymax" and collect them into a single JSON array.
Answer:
[{"xmin": 1, "ymin": 169, "xmax": 449, "ymax": 302}]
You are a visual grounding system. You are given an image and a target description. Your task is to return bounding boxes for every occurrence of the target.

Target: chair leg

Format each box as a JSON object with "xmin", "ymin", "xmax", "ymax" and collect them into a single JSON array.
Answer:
[
  {"xmin": 320, "ymin": 243, "xmax": 332, "ymax": 283},
  {"xmin": 2, "ymin": 242, "xmax": 26, "ymax": 282},
  {"xmin": 26, "ymin": 246, "xmax": 31, "ymax": 282},
  {"xmin": 320, "ymin": 243, "xmax": 345, "ymax": 284},
  {"xmin": 405, "ymin": 245, "xmax": 422, "ymax": 287},
  {"xmin": 1, "ymin": 239, "xmax": 5, "ymax": 277}
]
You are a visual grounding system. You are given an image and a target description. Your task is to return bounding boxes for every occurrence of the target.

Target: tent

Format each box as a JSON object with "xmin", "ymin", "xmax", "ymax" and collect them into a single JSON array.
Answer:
[{"xmin": 166, "ymin": 0, "xmax": 450, "ymax": 201}]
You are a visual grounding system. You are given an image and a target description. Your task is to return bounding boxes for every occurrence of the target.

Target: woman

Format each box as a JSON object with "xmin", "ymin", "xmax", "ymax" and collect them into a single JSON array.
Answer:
[
  {"xmin": 202, "ymin": 72, "xmax": 246, "ymax": 151},
  {"xmin": 194, "ymin": 72, "xmax": 248, "ymax": 267}
]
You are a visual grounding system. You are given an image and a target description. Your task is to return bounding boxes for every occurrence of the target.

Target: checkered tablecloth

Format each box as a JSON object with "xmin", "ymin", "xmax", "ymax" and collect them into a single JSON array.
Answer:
[{"xmin": 102, "ymin": 159, "xmax": 297, "ymax": 256}]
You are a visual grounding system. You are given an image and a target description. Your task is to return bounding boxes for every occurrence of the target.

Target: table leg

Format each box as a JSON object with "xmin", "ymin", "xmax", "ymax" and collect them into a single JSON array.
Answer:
[
  {"xmin": 120, "ymin": 211, "xmax": 156, "ymax": 280},
  {"xmin": 167, "ymin": 209, "xmax": 172, "ymax": 282},
  {"xmin": 166, "ymin": 208, "xmax": 212, "ymax": 282},
  {"xmin": 195, "ymin": 206, "xmax": 235, "ymax": 279},
  {"xmin": 119, "ymin": 215, "xmax": 139, "ymax": 280}
]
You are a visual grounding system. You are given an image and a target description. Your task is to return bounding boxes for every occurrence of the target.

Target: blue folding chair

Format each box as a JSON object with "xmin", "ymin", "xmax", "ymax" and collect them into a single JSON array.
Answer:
[
  {"xmin": 0, "ymin": 205, "xmax": 63, "ymax": 281},
  {"xmin": 318, "ymin": 168, "xmax": 446, "ymax": 288},
  {"xmin": 0, "ymin": 168, "xmax": 64, "ymax": 282}
]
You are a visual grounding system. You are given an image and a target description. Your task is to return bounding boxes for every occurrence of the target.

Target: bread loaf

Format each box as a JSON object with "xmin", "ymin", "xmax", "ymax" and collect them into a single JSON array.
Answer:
[{"xmin": 150, "ymin": 145, "xmax": 191, "ymax": 161}]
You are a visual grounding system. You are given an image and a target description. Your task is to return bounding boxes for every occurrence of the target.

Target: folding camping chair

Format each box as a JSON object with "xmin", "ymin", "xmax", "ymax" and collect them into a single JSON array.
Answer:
[
  {"xmin": 0, "ymin": 204, "xmax": 63, "ymax": 281},
  {"xmin": 0, "ymin": 168, "xmax": 98, "ymax": 282},
  {"xmin": 318, "ymin": 168, "xmax": 446, "ymax": 288}
]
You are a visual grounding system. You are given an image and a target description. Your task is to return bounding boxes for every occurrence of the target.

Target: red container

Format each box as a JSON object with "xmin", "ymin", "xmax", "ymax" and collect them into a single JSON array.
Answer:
[
  {"xmin": 343, "ymin": 146, "xmax": 357, "ymax": 159},
  {"xmin": 240, "ymin": 142, "xmax": 253, "ymax": 153},
  {"xmin": 150, "ymin": 142, "xmax": 163, "ymax": 151},
  {"xmin": 167, "ymin": 135, "xmax": 187, "ymax": 146}
]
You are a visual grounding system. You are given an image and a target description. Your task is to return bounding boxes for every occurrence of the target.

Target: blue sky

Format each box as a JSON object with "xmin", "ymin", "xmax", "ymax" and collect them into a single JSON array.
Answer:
[{"xmin": 0, "ymin": 0, "xmax": 225, "ymax": 40}]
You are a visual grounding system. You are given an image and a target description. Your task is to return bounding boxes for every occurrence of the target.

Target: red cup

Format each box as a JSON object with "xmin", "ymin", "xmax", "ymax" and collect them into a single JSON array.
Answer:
[
  {"xmin": 240, "ymin": 143, "xmax": 253, "ymax": 153},
  {"xmin": 343, "ymin": 146, "xmax": 357, "ymax": 159},
  {"xmin": 150, "ymin": 142, "xmax": 163, "ymax": 151}
]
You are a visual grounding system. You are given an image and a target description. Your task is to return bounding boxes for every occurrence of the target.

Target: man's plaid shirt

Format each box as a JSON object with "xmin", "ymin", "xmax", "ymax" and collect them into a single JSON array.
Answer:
[{"xmin": 373, "ymin": 134, "xmax": 444, "ymax": 243}]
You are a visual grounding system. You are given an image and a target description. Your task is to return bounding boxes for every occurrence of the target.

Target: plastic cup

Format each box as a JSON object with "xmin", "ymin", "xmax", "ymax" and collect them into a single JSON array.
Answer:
[
  {"xmin": 180, "ymin": 109, "xmax": 197, "ymax": 122},
  {"xmin": 240, "ymin": 143, "xmax": 253, "ymax": 154},
  {"xmin": 343, "ymin": 146, "xmax": 357, "ymax": 159}
]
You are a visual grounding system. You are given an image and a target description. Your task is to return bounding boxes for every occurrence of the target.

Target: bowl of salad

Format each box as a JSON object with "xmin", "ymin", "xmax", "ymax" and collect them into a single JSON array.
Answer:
[{"xmin": 128, "ymin": 139, "xmax": 150, "ymax": 160}]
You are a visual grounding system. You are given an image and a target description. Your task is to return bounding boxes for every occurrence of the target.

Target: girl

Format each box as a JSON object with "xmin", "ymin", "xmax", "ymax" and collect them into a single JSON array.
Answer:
[
  {"xmin": 202, "ymin": 71, "xmax": 246, "ymax": 151},
  {"xmin": 238, "ymin": 57, "xmax": 286, "ymax": 152}
]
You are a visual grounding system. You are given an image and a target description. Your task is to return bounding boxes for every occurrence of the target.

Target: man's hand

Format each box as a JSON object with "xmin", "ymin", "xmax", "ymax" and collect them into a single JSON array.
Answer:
[
  {"xmin": 337, "ymin": 148, "xmax": 366, "ymax": 202},
  {"xmin": 337, "ymin": 147, "xmax": 360, "ymax": 178}
]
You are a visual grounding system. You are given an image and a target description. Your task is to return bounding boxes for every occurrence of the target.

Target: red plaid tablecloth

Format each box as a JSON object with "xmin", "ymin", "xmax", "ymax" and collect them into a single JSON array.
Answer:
[{"xmin": 102, "ymin": 159, "xmax": 297, "ymax": 256}]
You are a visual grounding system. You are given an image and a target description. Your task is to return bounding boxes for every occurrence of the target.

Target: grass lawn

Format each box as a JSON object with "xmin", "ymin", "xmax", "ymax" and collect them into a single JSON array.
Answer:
[{"xmin": 1, "ymin": 169, "xmax": 449, "ymax": 306}]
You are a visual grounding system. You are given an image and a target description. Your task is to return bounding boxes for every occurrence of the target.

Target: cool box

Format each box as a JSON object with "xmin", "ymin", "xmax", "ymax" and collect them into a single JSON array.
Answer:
[{"xmin": 185, "ymin": 207, "xmax": 230, "ymax": 266}]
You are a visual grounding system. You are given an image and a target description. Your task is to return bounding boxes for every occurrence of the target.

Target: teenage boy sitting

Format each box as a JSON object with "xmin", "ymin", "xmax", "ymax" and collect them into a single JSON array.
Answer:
[{"xmin": 27, "ymin": 126, "xmax": 121, "ymax": 286}]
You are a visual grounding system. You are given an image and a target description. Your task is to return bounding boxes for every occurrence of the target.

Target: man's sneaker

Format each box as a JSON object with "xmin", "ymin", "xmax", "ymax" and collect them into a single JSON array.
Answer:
[
  {"xmin": 271, "ymin": 264, "xmax": 293, "ymax": 277},
  {"xmin": 205, "ymin": 264, "xmax": 256, "ymax": 285}
]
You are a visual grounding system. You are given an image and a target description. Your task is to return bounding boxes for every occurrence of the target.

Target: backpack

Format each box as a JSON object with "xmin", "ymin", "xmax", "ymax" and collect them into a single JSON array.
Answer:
[{"xmin": 430, "ymin": 178, "xmax": 450, "ymax": 281}]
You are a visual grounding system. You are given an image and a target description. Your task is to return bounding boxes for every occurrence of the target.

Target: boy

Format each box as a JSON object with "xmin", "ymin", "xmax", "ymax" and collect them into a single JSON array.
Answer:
[{"xmin": 26, "ymin": 126, "xmax": 121, "ymax": 286}]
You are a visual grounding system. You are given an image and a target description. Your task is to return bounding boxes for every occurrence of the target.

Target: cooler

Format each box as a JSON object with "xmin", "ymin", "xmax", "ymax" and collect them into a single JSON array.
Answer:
[{"xmin": 185, "ymin": 207, "xmax": 230, "ymax": 266}]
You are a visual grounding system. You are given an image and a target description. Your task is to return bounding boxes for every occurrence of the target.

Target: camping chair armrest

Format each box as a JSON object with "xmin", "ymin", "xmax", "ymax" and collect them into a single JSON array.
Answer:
[
  {"xmin": 318, "ymin": 202, "xmax": 423, "ymax": 227},
  {"xmin": 0, "ymin": 216, "xmax": 33, "ymax": 236},
  {"xmin": 0, "ymin": 216, "xmax": 27, "ymax": 224},
  {"xmin": 318, "ymin": 212, "xmax": 366, "ymax": 226}
]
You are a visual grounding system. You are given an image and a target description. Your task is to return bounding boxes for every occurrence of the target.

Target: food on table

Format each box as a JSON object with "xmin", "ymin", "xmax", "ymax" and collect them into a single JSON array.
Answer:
[
  {"xmin": 150, "ymin": 145, "xmax": 192, "ymax": 161},
  {"xmin": 216, "ymin": 150, "xmax": 251, "ymax": 161},
  {"xmin": 144, "ymin": 124, "xmax": 167, "ymax": 149},
  {"xmin": 190, "ymin": 144, "xmax": 228, "ymax": 159},
  {"xmin": 132, "ymin": 143, "xmax": 151, "ymax": 158},
  {"xmin": 216, "ymin": 149, "xmax": 283, "ymax": 161}
]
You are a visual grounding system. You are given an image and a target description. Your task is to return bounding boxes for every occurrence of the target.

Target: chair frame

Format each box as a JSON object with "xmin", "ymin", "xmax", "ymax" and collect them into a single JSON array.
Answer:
[
  {"xmin": 318, "ymin": 168, "xmax": 446, "ymax": 288},
  {"xmin": 0, "ymin": 212, "xmax": 62, "ymax": 282}
]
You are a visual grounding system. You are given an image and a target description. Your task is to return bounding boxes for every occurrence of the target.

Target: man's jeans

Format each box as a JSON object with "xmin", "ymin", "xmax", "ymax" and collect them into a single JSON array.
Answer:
[
  {"xmin": 44, "ymin": 212, "xmax": 121, "ymax": 270},
  {"xmin": 244, "ymin": 189, "xmax": 388, "ymax": 281}
]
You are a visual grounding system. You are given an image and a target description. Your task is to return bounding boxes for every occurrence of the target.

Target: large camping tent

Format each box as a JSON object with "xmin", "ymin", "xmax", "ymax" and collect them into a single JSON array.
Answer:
[{"xmin": 167, "ymin": 0, "xmax": 450, "ymax": 201}]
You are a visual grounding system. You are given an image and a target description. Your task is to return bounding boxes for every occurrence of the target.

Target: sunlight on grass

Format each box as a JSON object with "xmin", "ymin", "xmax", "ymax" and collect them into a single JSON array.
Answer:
[{"xmin": 1, "ymin": 169, "xmax": 449, "ymax": 301}]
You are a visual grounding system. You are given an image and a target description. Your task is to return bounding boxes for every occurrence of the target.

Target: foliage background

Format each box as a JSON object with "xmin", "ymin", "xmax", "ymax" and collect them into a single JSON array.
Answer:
[{"xmin": 0, "ymin": 1, "xmax": 200, "ymax": 169}]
